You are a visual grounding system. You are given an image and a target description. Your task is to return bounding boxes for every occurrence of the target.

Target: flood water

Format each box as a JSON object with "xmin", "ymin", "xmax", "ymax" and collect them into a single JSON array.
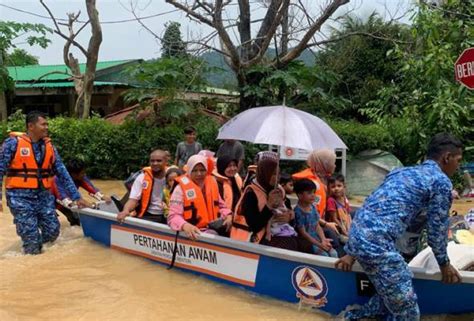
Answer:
[{"xmin": 0, "ymin": 180, "xmax": 472, "ymax": 321}]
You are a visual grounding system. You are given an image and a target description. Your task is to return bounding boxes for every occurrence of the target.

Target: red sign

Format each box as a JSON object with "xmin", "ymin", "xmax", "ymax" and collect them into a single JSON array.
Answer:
[{"xmin": 455, "ymin": 48, "xmax": 474, "ymax": 89}]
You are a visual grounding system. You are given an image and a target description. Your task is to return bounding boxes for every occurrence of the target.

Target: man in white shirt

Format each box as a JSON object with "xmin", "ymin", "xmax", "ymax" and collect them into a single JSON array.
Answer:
[{"xmin": 117, "ymin": 150, "xmax": 168, "ymax": 223}]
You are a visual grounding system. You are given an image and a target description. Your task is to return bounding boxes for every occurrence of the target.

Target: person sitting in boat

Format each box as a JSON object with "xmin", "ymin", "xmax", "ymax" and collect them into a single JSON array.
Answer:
[
  {"xmin": 292, "ymin": 149, "xmax": 344, "ymax": 256},
  {"xmin": 325, "ymin": 174, "xmax": 351, "ymax": 244},
  {"xmin": 335, "ymin": 133, "xmax": 463, "ymax": 320},
  {"xmin": 230, "ymin": 151, "xmax": 311, "ymax": 253},
  {"xmin": 294, "ymin": 179, "xmax": 338, "ymax": 257},
  {"xmin": 116, "ymin": 150, "xmax": 168, "ymax": 224},
  {"xmin": 162, "ymin": 166, "xmax": 184, "ymax": 217},
  {"xmin": 213, "ymin": 155, "xmax": 242, "ymax": 212},
  {"xmin": 51, "ymin": 159, "xmax": 108, "ymax": 226},
  {"xmin": 167, "ymin": 154, "xmax": 233, "ymax": 240},
  {"xmin": 279, "ymin": 172, "xmax": 294, "ymax": 210}
]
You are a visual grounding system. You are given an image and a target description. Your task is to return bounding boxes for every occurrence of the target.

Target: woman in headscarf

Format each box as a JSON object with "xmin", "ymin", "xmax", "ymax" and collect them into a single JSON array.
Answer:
[
  {"xmin": 230, "ymin": 152, "xmax": 311, "ymax": 252},
  {"xmin": 168, "ymin": 155, "xmax": 233, "ymax": 240},
  {"xmin": 292, "ymin": 149, "xmax": 344, "ymax": 256},
  {"xmin": 213, "ymin": 155, "xmax": 242, "ymax": 212}
]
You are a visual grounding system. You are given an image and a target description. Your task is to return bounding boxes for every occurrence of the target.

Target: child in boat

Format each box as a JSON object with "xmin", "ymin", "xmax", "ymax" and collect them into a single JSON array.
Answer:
[
  {"xmin": 294, "ymin": 178, "xmax": 337, "ymax": 257},
  {"xmin": 264, "ymin": 173, "xmax": 297, "ymax": 241},
  {"xmin": 326, "ymin": 174, "xmax": 352, "ymax": 244},
  {"xmin": 279, "ymin": 172, "xmax": 294, "ymax": 209},
  {"xmin": 163, "ymin": 167, "xmax": 184, "ymax": 217}
]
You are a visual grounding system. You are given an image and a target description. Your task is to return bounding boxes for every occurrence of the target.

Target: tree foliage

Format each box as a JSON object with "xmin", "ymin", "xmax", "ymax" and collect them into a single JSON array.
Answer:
[
  {"xmin": 241, "ymin": 61, "xmax": 349, "ymax": 115},
  {"xmin": 314, "ymin": 13, "xmax": 411, "ymax": 120},
  {"xmin": 5, "ymin": 48, "xmax": 39, "ymax": 66},
  {"xmin": 161, "ymin": 21, "xmax": 187, "ymax": 59},
  {"xmin": 0, "ymin": 21, "xmax": 51, "ymax": 121},
  {"xmin": 123, "ymin": 57, "xmax": 211, "ymax": 123},
  {"xmin": 363, "ymin": 0, "xmax": 473, "ymax": 162}
]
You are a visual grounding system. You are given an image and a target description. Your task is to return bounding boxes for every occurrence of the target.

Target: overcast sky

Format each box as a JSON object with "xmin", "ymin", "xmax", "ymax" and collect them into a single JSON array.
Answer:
[{"xmin": 1, "ymin": 0, "xmax": 413, "ymax": 65}]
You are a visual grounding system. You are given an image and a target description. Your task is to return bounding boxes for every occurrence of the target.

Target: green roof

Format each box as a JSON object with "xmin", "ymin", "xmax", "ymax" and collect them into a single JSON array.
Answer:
[
  {"xmin": 7, "ymin": 60, "xmax": 137, "ymax": 82},
  {"xmin": 15, "ymin": 81, "xmax": 131, "ymax": 88}
]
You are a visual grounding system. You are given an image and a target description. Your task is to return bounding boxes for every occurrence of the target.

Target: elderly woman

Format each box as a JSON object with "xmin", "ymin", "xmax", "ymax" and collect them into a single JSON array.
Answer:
[
  {"xmin": 231, "ymin": 152, "xmax": 311, "ymax": 252},
  {"xmin": 293, "ymin": 149, "xmax": 344, "ymax": 255},
  {"xmin": 168, "ymin": 155, "xmax": 233, "ymax": 240},
  {"xmin": 213, "ymin": 155, "xmax": 243, "ymax": 212}
]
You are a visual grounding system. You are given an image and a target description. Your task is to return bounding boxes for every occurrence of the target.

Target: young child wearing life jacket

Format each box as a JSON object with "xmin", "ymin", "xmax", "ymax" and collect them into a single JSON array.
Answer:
[
  {"xmin": 294, "ymin": 178, "xmax": 338, "ymax": 257},
  {"xmin": 326, "ymin": 174, "xmax": 352, "ymax": 244}
]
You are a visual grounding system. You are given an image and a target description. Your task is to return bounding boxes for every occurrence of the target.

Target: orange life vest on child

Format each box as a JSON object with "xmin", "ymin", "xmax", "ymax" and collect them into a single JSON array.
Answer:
[
  {"xmin": 292, "ymin": 168, "xmax": 327, "ymax": 217},
  {"xmin": 6, "ymin": 132, "xmax": 55, "ymax": 189},
  {"xmin": 213, "ymin": 171, "xmax": 243, "ymax": 211},
  {"xmin": 230, "ymin": 182, "xmax": 268, "ymax": 243},
  {"xmin": 175, "ymin": 175, "xmax": 220, "ymax": 229},
  {"xmin": 137, "ymin": 167, "xmax": 155, "ymax": 218}
]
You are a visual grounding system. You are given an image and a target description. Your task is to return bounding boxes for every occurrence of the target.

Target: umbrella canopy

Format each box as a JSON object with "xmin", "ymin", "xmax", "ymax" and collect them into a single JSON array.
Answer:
[{"xmin": 217, "ymin": 105, "xmax": 347, "ymax": 151}]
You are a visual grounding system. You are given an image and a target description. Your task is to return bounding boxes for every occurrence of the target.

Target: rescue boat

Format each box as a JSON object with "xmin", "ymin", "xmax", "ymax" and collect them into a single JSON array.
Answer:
[{"xmin": 75, "ymin": 205, "xmax": 474, "ymax": 316}]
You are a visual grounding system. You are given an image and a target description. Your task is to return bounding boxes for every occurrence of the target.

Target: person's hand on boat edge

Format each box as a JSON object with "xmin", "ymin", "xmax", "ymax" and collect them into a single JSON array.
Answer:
[
  {"xmin": 117, "ymin": 210, "xmax": 130, "ymax": 223},
  {"xmin": 76, "ymin": 198, "xmax": 93, "ymax": 209},
  {"xmin": 440, "ymin": 263, "xmax": 462, "ymax": 284},
  {"xmin": 335, "ymin": 255, "xmax": 356, "ymax": 272},
  {"xmin": 182, "ymin": 223, "xmax": 201, "ymax": 240},
  {"xmin": 222, "ymin": 215, "xmax": 233, "ymax": 232}
]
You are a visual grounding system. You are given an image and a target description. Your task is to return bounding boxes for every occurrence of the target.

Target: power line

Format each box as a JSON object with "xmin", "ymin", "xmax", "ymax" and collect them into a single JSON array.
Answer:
[{"xmin": 0, "ymin": 3, "xmax": 179, "ymax": 24}]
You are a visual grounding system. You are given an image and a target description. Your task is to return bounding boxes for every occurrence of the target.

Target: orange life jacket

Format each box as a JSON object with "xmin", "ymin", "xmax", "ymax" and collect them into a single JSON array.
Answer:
[
  {"xmin": 230, "ymin": 182, "xmax": 268, "ymax": 243},
  {"xmin": 292, "ymin": 168, "xmax": 327, "ymax": 217},
  {"xmin": 137, "ymin": 167, "xmax": 155, "ymax": 218},
  {"xmin": 213, "ymin": 171, "xmax": 243, "ymax": 211},
  {"xmin": 6, "ymin": 132, "xmax": 55, "ymax": 189},
  {"xmin": 175, "ymin": 174, "xmax": 220, "ymax": 229}
]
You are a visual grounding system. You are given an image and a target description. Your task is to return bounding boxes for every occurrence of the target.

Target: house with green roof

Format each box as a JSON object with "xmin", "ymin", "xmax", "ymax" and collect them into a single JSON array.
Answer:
[
  {"xmin": 7, "ymin": 59, "xmax": 142, "ymax": 116},
  {"xmin": 7, "ymin": 59, "xmax": 239, "ymax": 118}
]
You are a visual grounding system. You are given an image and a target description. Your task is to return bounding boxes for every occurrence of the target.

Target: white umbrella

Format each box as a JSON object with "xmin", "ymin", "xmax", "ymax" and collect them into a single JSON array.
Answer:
[{"xmin": 217, "ymin": 105, "xmax": 347, "ymax": 151}]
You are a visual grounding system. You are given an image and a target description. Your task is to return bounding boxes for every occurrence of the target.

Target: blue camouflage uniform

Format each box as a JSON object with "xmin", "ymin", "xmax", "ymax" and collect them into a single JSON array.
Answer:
[
  {"xmin": 345, "ymin": 160, "xmax": 452, "ymax": 320},
  {"xmin": 0, "ymin": 136, "xmax": 81, "ymax": 254}
]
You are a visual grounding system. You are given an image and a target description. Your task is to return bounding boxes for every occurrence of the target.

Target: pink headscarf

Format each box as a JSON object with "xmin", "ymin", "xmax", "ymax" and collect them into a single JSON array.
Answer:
[
  {"xmin": 307, "ymin": 149, "xmax": 336, "ymax": 179},
  {"xmin": 186, "ymin": 154, "xmax": 208, "ymax": 173}
]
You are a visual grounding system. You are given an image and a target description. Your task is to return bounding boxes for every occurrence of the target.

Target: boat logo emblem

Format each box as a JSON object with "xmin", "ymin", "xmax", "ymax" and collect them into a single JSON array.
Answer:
[
  {"xmin": 291, "ymin": 266, "xmax": 328, "ymax": 308},
  {"xmin": 20, "ymin": 148, "xmax": 30, "ymax": 156}
]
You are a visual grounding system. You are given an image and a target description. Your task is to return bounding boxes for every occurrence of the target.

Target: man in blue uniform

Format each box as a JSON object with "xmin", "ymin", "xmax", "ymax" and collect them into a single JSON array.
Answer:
[
  {"xmin": 0, "ymin": 111, "xmax": 89, "ymax": 254},
  {"xmin": 336, "ymin": 133, "xmax": 463, "ymax": 320}
]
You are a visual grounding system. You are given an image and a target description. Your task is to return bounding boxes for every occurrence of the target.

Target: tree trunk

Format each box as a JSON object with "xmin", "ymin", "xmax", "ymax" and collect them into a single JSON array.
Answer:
[
  {"xmin": 0, "ymin": 91, "xmax": 7, "ymax": 122},
  {"xmin": 81, "ymin": 0, "xmax": 102, "ymax": 119}
]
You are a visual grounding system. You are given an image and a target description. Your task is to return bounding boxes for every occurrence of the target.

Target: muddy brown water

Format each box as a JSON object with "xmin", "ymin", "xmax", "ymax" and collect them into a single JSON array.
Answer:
[{"xmin": 0, "ymin": 180, "xmax": 472, "ymax": 321}]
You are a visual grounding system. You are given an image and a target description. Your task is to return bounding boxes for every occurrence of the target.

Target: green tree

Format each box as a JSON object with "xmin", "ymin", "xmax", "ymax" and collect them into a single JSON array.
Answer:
[
  {"xmin": 314, "ymin": 13, "xmax": 411, "ymax": 120},
  {"xmin": 161, "ymin": 22, "xmax": 187, "ymax": 59},
  {"xmin": 5, "ymin": 48, "xmax": 39, "ymax": 66},
  {"xmin": 0, "ymin": 21, "xmax": 51, "ymax": 120},
  {"xmin": 364, "ymin": 0, "xmax": 473, "ymax": 163},
  {"xmin": 124, "ymin": 57, "xmax": 210, "ymax": 124},
  {"xmin": 242, "ymin": 61, "xmax": 349, "ymax": 116}
]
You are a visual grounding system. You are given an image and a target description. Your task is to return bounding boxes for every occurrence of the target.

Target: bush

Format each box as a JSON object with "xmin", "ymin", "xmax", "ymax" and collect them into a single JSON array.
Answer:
[{"xmin": 1, "ymin": 115, "xmax": 442, "ymax": 179}]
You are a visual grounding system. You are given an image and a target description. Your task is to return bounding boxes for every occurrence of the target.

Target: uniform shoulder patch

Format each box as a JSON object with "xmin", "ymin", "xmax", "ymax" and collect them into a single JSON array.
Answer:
[
  {"xmin": 181, "ymin": 176, "xmax": 190, "ymax": 185},
  {"xmin": 20, "ymin": 147, "xmax": 30, "ymax": 157}
]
